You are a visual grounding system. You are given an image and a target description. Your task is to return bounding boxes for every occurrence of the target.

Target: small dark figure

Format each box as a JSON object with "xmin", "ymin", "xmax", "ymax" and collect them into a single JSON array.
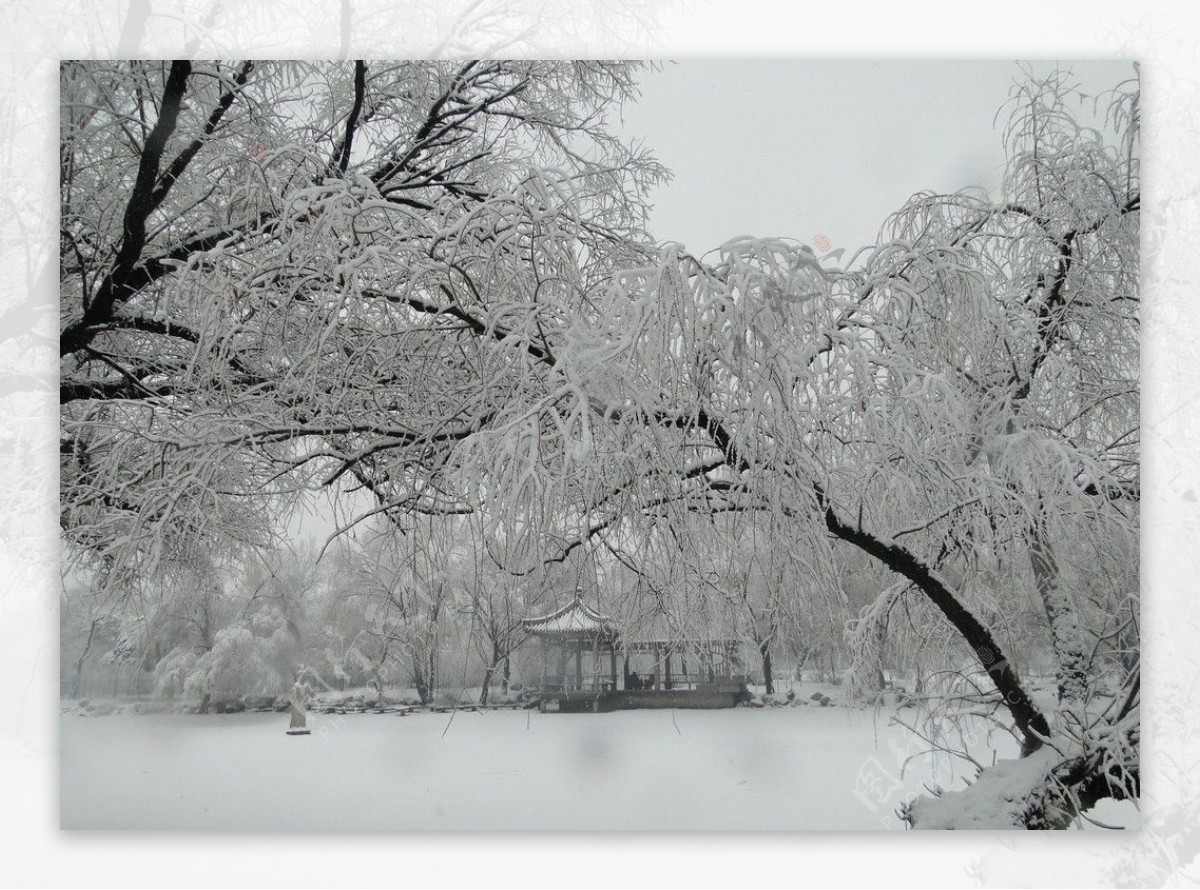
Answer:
[{"xmin": 627, "ymin": 672, "xmax": 643, "ymax": 691}]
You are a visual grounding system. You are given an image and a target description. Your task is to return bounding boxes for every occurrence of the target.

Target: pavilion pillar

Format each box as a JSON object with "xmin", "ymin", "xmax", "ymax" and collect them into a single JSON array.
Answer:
[
  {"xmin": 575, "ymin": 645, "xmax": 583, "ymax": 691},
  {"xmin": 609, "ymin": 645, "xmax": 617, "ymax": 690},
  {"xmin": 664, "ymin": 649, "xmax": 672, "ymax": 691},
  {"xmin": 591, "ymin": 635, "xmax": 600, "ymax": 692}
]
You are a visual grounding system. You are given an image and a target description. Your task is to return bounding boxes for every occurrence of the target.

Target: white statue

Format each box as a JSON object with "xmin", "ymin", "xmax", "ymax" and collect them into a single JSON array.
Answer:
[{"xmin": 287, "ymin": 678, "xmax": 312, "ymax": 735}]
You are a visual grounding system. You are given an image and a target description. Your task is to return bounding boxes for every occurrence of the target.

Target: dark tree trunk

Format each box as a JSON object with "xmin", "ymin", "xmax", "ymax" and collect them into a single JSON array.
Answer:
[
  {"xmin": 72, "ymin": 618, "xmax": 99, "ymax": 699},
  {"xmin": 760, "ymin": 640, "xmax": 774, "ymax": 695},
  {"xmin": 413, "ymin": 656, "xmax": 432, "ymax": 705},
  {"xmin": 822, "ymin": 494, "xmax": 1051, "ymax": 754},
  {"xmin": 479, "ymin": 667, "xmax": 493, "ymax": 706},
  {"xmin": 479, "ymin": 641, "xmax": 509, "ymax": 704},
  {"xmin": 427, "ymin": 649, "xmax": 437, "ymax": 703}
]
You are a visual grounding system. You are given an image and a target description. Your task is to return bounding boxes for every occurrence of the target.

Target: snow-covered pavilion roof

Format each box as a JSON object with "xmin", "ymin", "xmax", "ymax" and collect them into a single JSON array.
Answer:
[{"xmin": 522, "ymin": 593, "xmax": 618, "ymax": 638}]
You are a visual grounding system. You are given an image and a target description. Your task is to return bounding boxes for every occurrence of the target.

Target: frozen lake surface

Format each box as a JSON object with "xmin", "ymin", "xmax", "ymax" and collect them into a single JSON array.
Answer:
[{"xmin": 61, "ymin": 705, "xmax": 989, "ymax": 830}]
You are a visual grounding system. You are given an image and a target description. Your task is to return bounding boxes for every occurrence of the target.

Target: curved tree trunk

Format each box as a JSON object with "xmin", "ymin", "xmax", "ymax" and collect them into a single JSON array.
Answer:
[{"xmin": 821, "ymin": 492, "xmax": 1051, "ymax": 754}]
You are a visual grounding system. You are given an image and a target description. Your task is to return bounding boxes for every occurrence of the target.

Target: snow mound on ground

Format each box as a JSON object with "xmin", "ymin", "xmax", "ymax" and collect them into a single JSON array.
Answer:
[{"xmin": 906, "ymin": 747, "xmax": 1061, "ymax": 829}]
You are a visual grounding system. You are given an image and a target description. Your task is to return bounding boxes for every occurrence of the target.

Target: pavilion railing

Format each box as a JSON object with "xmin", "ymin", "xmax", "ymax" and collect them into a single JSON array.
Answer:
[{"xmin": 539, "ymin": 671, "xmax": 746, "ymax": 694}]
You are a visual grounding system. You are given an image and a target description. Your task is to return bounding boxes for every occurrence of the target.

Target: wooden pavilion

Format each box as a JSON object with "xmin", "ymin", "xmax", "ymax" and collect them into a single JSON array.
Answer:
[
  {"xmin": 522, "ymin": 592, "xmax": 622, "ymax": 697},
  {"xmin": 522, "ymin": 593, "xmax": 750, "ymax": 712}
]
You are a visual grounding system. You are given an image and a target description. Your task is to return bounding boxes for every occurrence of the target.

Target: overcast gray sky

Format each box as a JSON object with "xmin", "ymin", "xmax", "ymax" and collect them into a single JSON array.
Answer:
[{"xmin": 619, "ymin": 60, "xmax": 1134, "ymax": 259}]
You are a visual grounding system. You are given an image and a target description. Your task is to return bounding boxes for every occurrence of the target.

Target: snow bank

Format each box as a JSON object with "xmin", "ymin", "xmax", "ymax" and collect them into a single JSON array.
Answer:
[
  {"xmin": 906, "ymin": 748, "xmax": 1140, "ymax": 830},
  {"xmin": 906, "ymin": 747, "xmax": 1061, "ymax": 829}
]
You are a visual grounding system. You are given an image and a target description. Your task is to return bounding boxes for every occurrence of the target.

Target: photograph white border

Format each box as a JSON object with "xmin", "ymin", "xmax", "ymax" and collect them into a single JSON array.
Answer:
[{"xmin": 3, "ymin": 1, "xmax": 1196, "ymax": 886}]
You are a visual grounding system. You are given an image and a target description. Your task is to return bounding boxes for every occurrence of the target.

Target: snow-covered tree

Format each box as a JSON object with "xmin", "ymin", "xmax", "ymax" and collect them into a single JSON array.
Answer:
[
  {"xmin": 59, "ymin": 59, "xmax": 665, "ymax": 591},
  {"xmin": 439, "ymin": 70, "xmax": 1139, "ymax": 826}
]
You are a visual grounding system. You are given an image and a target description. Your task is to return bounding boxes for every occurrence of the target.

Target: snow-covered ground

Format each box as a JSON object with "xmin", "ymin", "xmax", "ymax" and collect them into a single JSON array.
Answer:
[{"xmin": 62, "ymin": 703, "xmax": 1014, "ymax": 830}]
